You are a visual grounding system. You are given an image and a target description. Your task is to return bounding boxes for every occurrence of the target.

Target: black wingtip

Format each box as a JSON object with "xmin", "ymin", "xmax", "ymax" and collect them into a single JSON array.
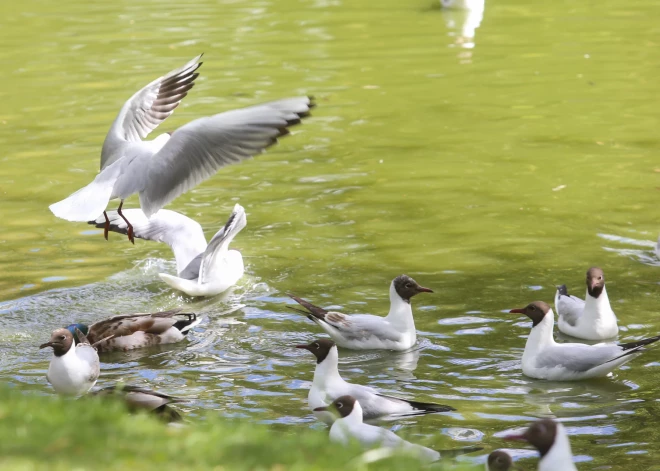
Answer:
[{"xmin": 557, "ymin": 284, "xmax": 568, "ymax": 296}]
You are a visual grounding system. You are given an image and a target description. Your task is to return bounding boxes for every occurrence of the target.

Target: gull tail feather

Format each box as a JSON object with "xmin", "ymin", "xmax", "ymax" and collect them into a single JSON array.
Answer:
[
  {"xmin": 377, "ymin": 393, "xmax": 456, "ymax": 414},
  {"xmin": 50, "ymin": 162, "xmax": 121, "ymax": 222},
  {"xmin": 557, "ymin": 284, "xmax": 569, "ymax": 297},
  {"xmin": 287, "ymin": 294, "xmax": 328, "ymax": 320}
]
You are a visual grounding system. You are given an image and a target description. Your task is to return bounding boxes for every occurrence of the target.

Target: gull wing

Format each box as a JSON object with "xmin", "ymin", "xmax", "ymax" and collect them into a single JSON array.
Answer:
[
  {"xmin": 101, "ymin": 54, "xmax": 203, "ymax": 170},
  {"xmin": 90, "ymin": 208, "xmax": 207, "ymax": 274},
  {"xmin": 138, "ymin": 96, "xmax": 315, "ymax": 217}
]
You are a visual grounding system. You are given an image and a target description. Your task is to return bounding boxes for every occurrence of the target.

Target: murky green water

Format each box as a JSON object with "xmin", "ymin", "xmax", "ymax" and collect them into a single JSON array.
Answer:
[{"xmin": 2, "ymin": 0, "xmax": 660, "ymax": 468}]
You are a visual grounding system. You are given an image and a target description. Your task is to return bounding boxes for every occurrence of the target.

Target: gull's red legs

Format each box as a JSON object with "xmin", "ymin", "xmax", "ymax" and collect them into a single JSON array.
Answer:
[{"xmin": 116, "ymin": 201, "xmax": 134, "ymax": 244}]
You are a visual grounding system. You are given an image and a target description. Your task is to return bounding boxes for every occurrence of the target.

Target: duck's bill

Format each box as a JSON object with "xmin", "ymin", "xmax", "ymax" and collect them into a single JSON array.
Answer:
[{"xmin": 509, "ymin": 308, "xmax": 525, "ymax": 314}]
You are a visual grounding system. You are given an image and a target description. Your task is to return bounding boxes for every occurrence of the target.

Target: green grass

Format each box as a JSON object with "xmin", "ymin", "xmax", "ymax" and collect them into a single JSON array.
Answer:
[{"xmin": 0, "ymin": 388, "xmax": 480, "ymax": 471}]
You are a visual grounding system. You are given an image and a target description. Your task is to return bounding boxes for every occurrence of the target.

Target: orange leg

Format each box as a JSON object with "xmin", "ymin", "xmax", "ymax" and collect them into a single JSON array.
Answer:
[
  {"xmin": 103, "ymin": 211, "xmax": 110, "ymax": 240},
  {"xmin": 116, "ymin": 201, "xmax": 134, "ymax": 244}
]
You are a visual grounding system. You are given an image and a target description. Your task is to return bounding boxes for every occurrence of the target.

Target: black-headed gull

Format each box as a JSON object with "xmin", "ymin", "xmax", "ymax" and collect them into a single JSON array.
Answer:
[
  {"xmin": 39, "ymin": 328, "xmax": 100, "ymax": 395},
  {"xmin": 555, "ymin": 267, "xmax": 618, "ymax": 340},
  {"xmin": 509, "ymin": 301, "xmax": 660, "ymax": 380},
  {"xmin": 90, "ymin": 384, "xmax": 183, "ymax": 422},
  {"xmin": 505, "ymin": 418, "xmax": 577, "ymax": 471},
  {"xmin": 288, "ymin": 275, "xmax": 433, "ymax": 351},
  {"xmin": 90, "ymin": 204, "xmax": 246, "ymax": 296},
  {"xmin": 49, "ymin": 54, "xmax": 314, "ymax": 243},
  {"xmin": 315, "ymin": 395, "xmax": 441, "ymax": 462},
  {"xmin": 66, "ymin": 308, "xmax": 200, "ymax": 353},
  {"xmin": 487, "ymin": 450, "xmax": 516, "ymax": 471},
  {"xmin": 296, "ymin": 339, "xmax": 455, "ymax": 424}
]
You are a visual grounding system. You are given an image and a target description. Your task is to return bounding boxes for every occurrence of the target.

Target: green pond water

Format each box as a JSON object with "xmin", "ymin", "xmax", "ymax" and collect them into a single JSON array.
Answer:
[{"xmin": 2, "ymin": 0, "xmax": 660, "ymax": 468}]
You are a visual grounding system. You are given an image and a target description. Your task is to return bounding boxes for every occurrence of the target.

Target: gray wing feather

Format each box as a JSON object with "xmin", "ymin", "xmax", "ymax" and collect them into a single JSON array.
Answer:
[
  {"xmin": 101, "ymin": 55, "xmax": 203, "ymax": 170},
  {"xmin": 90, "ymin": 208, "xmax": 207, "ymax": 274},
  {"xmin": 556, "ymin": 294, "xmax": 585, "ymax": 326},
  {"xmin": 537, "ymin": 344, "xmax": 623, "ymax": 372},
  {"xmin": 326, "ymin": 314, "xmax": 403, "ymax": 343},
  {"xmin": 138, "ymin": 97, "xmax": 314, "ymax": 217},
  {"xmin": 199, "ymin": 204, "xmax": 246, "ymax": 283}
]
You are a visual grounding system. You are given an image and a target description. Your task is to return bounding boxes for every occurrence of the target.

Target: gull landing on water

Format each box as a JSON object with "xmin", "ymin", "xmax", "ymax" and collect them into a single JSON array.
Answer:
[
  {"xmin": 90, "ymin": 204, "xmax": 246, "ymax": 297},
  {"xmin": 66, "ymin": 308, "xmax": 201, "ymax": 353},
  {"xmin": 288, "ymin": 275, "xmax": 433, "ymax": 351},
  {"xmin": 40, "ymin": 328, "xmax": 101, "ymax": 396},
  {"xmin": 509, "ymin": 301, "xmax": 660, "ymax": 380},
  {"xmin": 49, "ymin": 54, "xmax": 314, "ymax": 243},
  {"xmin": 555, "ymin": 267, "xmax": 619, "ymax": 340},
  {"xmin": 505, "ymin": 419, "xmax": 577, "ymax": 471},
  {"xmin": 296, "ymin": 339, "xmax": 455, "ymax": 425}
]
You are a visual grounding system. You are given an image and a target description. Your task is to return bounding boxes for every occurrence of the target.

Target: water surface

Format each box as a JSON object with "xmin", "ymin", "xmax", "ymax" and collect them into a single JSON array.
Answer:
[{"xmin": 2, "ymin": 0, "xmax": 660, "ymax": 468}]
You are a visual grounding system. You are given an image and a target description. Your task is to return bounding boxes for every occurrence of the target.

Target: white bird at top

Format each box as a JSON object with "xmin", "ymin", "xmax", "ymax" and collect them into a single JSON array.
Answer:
[{"xmin": 49, "ymin": 54, "xmax": 314, "ymax": 243}]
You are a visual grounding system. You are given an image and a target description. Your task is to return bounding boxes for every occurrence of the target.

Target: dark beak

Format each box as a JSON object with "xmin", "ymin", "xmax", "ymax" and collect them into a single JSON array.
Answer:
[
  {"xmin": 509, "ymin": 308, "xmax": 525, "ymax": 314},
  {"xmin": 504, "ymin": 433, "xmax": 527, "ymax": 442},
  {"xmin": 313, "ymin": 406, "xmax": 329, "ymax": 412},
  {"xmin": 39, "ymin": 341, "xmax": 52, "ymax": 349},
  {"xmin": 295, "ymin": 345, "xmax": 310, "ymax": 351},
  {"xmin": 417, "ymin": 287, "xmax": 433, "ymax": 293}
]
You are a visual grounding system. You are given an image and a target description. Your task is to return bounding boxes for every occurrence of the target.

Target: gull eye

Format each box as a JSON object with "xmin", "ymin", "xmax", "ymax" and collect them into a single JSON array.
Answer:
[
  {"xmin": 405, "ymin": 283, "xmax": 413, "ymax": 289},
  {"xmin": 336, "ymin": 402, "xmax": 343, "ymax": 409},
  {"xmin": 599, "ymin": 276, "xmax": 602, "ymax": 280},
  {"xmin": 313, "ymin": 343, "xmax": 319, "ymax": 349},
  {"xmin": 59, "ymin": 335, "xmax": 65, "ymax": 340}
]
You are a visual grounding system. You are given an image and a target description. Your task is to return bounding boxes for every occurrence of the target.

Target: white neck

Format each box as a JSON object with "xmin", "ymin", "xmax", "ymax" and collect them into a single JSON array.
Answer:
[
  {"xmin": 522, "ymin": 309, "xmax": 556, "ymax": 362},
  {"xmin": 342, "ymin": 401, "xmax": 364, "ymax": 426},
  {"xmin": 583, "ymin": 286, "xmax": 613, "ymax": 315},
  {"xmin": 313, "ymin": 346, "xmax": 343, "ymax": 387},
  {"xmin": 385, "ymin": 282, "xmax": 415, "ymax": 331},
  {"xmin": 539, "ymin": 423, "xmax": 577, "ymax": 471}
]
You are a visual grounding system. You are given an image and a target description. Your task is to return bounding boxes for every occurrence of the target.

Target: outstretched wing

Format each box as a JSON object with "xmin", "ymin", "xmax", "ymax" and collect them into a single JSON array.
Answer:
[
  {"xmin": 138, "ymin": 97, "xmax": 315, "ymax": 217},
  {"xmin": 101, "ymin": 55, "xmax": 203, "ymax": 170},
  {"xmin": 90, "ymin": 209, "xmax": 207, "ymax": 274}
]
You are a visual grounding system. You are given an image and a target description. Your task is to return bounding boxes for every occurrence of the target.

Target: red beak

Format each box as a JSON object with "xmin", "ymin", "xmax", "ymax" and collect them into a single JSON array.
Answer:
[
  {"xmin": 509, "ymin": 308, "xmax": 525, "ymax": 314},
  {"xmin": 417, "ymin": 287, "xmax": 433, "ymax": 293},
  {"xmin": 313, "ymin": 406, "xmax": 329, "ymax": 412},
  {"xmin": 295, "ymin": 345, "xmax": 310, "ymax": 350}
]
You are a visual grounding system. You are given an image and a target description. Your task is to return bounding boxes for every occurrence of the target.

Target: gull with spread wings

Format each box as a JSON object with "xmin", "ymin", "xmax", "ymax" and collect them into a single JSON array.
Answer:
[{"xmin": 50, "ymin": 54, "xmax": 314, "ymax": 243}]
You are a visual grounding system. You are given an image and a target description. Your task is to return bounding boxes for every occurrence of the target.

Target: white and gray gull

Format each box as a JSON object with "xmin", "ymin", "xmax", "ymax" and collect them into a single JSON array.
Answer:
[
  {"xmin": 90, "ymin": 204, "xmax": 246, "ymax": 296},
  {"xmin": 49, "ymin": 54, "xmax": 314, "ymax": 243},
  {"xmin": 505, "ymin": 418, "xmax": 577, "ymax": 471},
  {"xmin": 509, "ymin": 301, "xmax": 660, "ymax": 380},
  {"xmin": 297, "ymin": 338, "xmax": 455, "ymax": 424},
  {"xmin": 316, "ymin": 395, "xmax": 442, "ymax": 462},
  {"xmin": 288, "ymin": 275, "xmax": 433, "ymax": 351},
  {"xmin": 555, "ymin": 267, "xmax": 618, "ymax": 340},
  {"xmin": 39, "ymin": 328, "xmax": 101, "ymax": 396}
]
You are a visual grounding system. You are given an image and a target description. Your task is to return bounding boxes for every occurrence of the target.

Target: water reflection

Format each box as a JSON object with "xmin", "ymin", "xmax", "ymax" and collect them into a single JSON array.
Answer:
[
  {"xmin": 597, "ymin": 233, "xmax": 660, "ymax": 267},
  {"xmin": 440, "ymin": 0, "xmax": 485, "ymax": 62}
]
